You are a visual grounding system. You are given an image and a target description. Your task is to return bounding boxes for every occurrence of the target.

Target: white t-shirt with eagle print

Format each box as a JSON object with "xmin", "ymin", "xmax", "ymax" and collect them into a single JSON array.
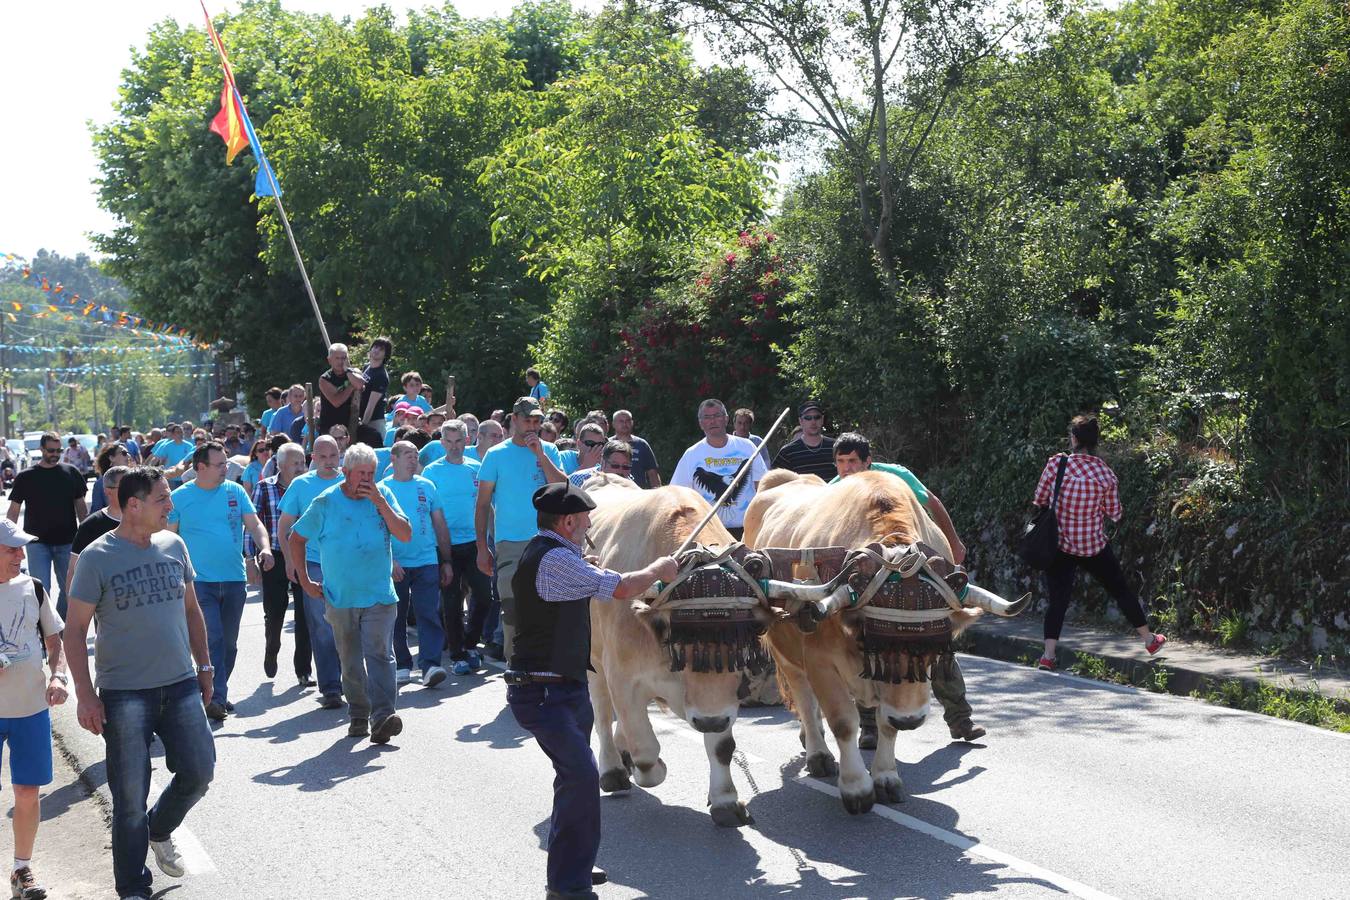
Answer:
[{"xmin": 671, "ymin": 435, "xmax": 769, "ymax": 529}]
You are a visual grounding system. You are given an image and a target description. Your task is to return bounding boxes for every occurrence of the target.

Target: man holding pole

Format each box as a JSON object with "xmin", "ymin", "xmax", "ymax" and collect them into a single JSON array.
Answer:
[{"xmin": 670, "ymin": 399, "xmax": 768, "ymax": 541}]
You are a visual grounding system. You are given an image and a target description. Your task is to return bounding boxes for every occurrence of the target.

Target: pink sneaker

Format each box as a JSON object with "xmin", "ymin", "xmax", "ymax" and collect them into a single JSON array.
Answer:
[{"xmin": 1146, "ymin": 634, "xmax": 1168, "ymax": 655}]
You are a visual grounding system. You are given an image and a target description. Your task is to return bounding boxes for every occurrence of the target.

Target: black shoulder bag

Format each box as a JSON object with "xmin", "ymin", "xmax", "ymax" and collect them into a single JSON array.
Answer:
[{"xmin": 1019, "ymin": 454, "xmax": 1068, "ymax": 570}]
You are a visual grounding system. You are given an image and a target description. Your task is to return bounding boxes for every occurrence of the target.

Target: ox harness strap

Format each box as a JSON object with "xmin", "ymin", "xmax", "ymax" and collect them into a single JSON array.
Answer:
[{"xmin": 640, "ymin": 539, "xmax": 970, "ymax": 683}]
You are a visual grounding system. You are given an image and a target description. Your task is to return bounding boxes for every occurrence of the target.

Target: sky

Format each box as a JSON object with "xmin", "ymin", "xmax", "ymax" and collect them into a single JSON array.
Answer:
[{"xmin": 0, "ymin": 1, "xmax": 567, "ymax": 261}]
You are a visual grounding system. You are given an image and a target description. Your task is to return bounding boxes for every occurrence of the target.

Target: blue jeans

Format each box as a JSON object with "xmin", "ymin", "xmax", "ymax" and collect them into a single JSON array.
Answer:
[
  {"xmin": 304, "ymin": 562, "xmax": 344, "ymax": 697},
  {"xmin": 25, "ymin": 542, "xmax": 71, "ymax": 618},
  {"xmin": 324, "ymin": 602, "xmax": 399, "ymax": 722},
  {"xmin": 194, "ymin": 581, "xmax": 246, "ymax": 705},
  {"xmin": 102, "ymin": 677, "xmax": 215, "ymax": 899},
  {"xmin": 508, "ymin": 681, "xmax": 600, "ymax": 894},
  {"xmin": 393, "ymin": 564, "xmax": 445, "ymax": 672}
]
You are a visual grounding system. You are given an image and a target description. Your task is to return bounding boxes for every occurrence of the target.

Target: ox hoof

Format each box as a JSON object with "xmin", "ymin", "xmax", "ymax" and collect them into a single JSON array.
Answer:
[
  {"xmin": 840, "ymin": 787, "xmax": 876, "ymax": 816},
  {"xmin": 600, "ymin": 768, "xmax": 633, "ymax": 793},
  {"xmin": 710, "ymin": 801, "xmax": 755, "ymax": 827},
  {"xmin": 873, "ymin": 773, "xmax": 905, "ymax": 804},
  {"xmin": 633, "ymin": 758, "xmax": 667, "ymax": 788},
  {"xmin": 805, "ymin": 751, "xmax": 839, "ymax": 778},
  {"xmin": 620, "ymin": 750, "xmax": 634, "ymax": 772}
]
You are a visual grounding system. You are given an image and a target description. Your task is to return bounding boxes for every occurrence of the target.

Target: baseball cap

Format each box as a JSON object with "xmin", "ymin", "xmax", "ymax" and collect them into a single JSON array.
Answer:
[
  {"xmin": 799, "ymin": 400, "xmax": 823, "ymax": 417},
  {"xmin": 0, "ymin": 520, "xmax": 37, "ymax": 548},
  {"xmin": 513, "ymin": 396, "xmax": 543, "ymax": 418}
]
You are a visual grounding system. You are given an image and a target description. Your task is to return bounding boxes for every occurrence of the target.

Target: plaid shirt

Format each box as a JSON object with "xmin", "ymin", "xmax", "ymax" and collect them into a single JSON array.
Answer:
[
  {"xmin": 246, "ymin": 474, "xmax": 286, "ymax": 556},
  {"xmin": 1032, "ymin": 453, "xmax": 1121, "ymax": 557},
  {"xmin": 536, "ymin": 530, "xmax": 621, "ymax": 603}
]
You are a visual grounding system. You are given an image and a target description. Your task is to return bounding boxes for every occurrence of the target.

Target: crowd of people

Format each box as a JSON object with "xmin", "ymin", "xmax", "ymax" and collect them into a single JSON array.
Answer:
[{"xmin": 0, "ymin": 336, "xmax": 1166, "ymax": 900}]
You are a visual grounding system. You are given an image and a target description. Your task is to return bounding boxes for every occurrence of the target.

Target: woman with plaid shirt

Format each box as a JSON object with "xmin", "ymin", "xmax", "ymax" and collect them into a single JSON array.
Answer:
[{"xmin": 1032, "ymin": 415, "xmax": 1167, "ymax": 670}]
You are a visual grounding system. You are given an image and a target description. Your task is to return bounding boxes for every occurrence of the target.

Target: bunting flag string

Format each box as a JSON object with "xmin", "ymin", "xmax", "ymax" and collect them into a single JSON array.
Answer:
[
  {"xmin": 0, "ymin": 341, "xmax": 192, "ymax": 355},
  {"xmin": 1, "ymin": 252, "xmax": 212, "ymax": 348},
  {"xmin": 1, "ymin": 361, "xmax": 216, "ymax": 375}
]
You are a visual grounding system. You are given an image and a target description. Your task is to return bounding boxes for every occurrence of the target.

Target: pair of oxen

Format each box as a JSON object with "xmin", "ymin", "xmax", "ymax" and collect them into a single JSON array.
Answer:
[{"xmin": 581, "ymin": 468, "xmax": 1025, "ymax": 826}]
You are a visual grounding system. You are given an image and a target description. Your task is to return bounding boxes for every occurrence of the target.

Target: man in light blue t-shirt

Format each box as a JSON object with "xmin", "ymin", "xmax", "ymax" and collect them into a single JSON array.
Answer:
[
  {"xmin": 423, "ymin": 420, "xmax": 493, "ymax": 673},
  {"xmin": 167, "ymin": 442, "xmax": 271, "ymax": 719},
  {"xmin": 293, "ymin": 443, "xmax": 411, "ymax": 743},
  {"xmin": 474, "ymin": 397, "xmax": 565, "ymax": 657},
  {"xmin": 151, "ymin": 425, "xmax": 194, "ymax": 487},
  {"xmin": 380, "ymin": 441, "xmax": 452, "ymax": 687},
  {"xmin": 276, "ymin": 436, "xmax": 345, "ymax": 706}
]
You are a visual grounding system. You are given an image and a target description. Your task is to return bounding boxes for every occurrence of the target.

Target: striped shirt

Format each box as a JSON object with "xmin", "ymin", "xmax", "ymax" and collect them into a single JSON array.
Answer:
[
  {"xmin": 771, "ymin": 435, "xmax": 836, "ymax": 480},
  {"xmin": 1032, "ymin": 453, "xmax": 1122, "ymax": 557}
]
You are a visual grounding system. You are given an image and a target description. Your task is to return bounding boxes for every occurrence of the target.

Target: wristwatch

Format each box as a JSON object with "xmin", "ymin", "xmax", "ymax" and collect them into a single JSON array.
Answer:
[
  {"xmin": 49, "ymin": 672, "xmax": 68, "ymax": 685},
  {"xmin": 196, "ymin": 664, "xmax": 215, "ymax": 674}
]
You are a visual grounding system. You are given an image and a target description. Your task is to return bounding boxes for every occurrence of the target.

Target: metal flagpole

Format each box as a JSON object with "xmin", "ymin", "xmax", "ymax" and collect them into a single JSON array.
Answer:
[
  {"xmin": 256, "ymin": 162, "xmax": 331, "ymax": 349},
  {"xmin": 674, "ymin": 405, "xmax": 794, "ymax": 555}
]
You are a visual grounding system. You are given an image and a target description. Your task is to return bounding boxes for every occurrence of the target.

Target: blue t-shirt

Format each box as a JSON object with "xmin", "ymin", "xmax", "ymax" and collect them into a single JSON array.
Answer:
[
  {"xmin": 260, "ymin": 408, "xmax": 276, "ymax": 430},
  {"xmin": 374, "ymin": 446, "xmax": 393, "ymax": 481},
  {"xmin": 530, "ymin": 381, "xmax": 550, "ymax": 401},
  {"xmin": 242, "ymin": 460, "xmax": 264, "ymax": 489},
  {"xmin": 477, "ymin": 441, "xmax": 563, "ymax": 543},
  {"xmin": 465, "ymin": 445, "xmax": 480, "ymax": 462},
  {"xmin": 421, "ymin": 457, "xmax": 481, "ymax": 545},
  {"xmin": 292, "ymin": 482, "xmax": 402, "ymax": 609},
  {"xmin": 380, "ymin": 475, "xmax": 442, "ymax": 567},
  {"xmin": 168, "ymin": 480, "xmax": 256, "ymax": 582},
  {"xmin": 157, "ymin": 439, "xmax": 193, "ymax": 468},
  {"xmin": 383, "ymin": 429, "xmax": 399, "ymax": 448},
  {"xmin": 270, "ymin": 405, "xmax": 303, "ymax": 436},
  {"xmin": 385, "ymin": 395, "xmax": 432, "ymax": 425},
  {"xmin": 277, "ymin": 471, "xmax": 345, "ymax": 563},
  {"xmin": 419, "ymin": 441, "xmax": 446, "ymax": 468},
  {"xmin": 125, "ymin": 439, "xmax": 141, "ymax": 461}
]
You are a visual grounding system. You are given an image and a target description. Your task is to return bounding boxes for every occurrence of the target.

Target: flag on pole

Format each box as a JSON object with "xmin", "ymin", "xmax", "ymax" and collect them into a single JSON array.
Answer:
[{"xmin": 201, "ymin": 2, "xmax": 281, "ymax": 198}]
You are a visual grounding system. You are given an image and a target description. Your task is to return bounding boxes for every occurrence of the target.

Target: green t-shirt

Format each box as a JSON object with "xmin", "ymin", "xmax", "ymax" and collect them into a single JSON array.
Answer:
[{"xmin": 831, "ymin": 462, "xmax": 930, "ymax": 506}]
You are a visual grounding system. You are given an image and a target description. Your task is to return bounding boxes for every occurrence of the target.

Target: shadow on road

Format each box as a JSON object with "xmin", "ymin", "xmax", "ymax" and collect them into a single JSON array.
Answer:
[
  {"xmin": 33, "ymin": 774, "xmax": 100, "ymax": 823},
  {"xmin": 252, "ymin": 736, "xmax": 393, "ymax": 792},
  {"xmin": 455, "ymin": 703, "xmax": 530, "ymax": 750}
]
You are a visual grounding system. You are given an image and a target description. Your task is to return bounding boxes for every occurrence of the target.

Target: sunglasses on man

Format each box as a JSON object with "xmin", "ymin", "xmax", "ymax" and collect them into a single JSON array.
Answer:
[{"xmin": 581, "ymin": 440, "xmax": 605, "ymax": 449}]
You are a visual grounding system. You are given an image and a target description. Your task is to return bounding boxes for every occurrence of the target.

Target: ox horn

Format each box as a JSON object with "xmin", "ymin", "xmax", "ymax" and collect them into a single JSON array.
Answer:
[
  {"xmin": 761, "ymin": 579, "xmax": 855, "ymax": 625},
  {"xmin": 962, "ymin": 584, "xmax": 1032, "ymax": 618}
]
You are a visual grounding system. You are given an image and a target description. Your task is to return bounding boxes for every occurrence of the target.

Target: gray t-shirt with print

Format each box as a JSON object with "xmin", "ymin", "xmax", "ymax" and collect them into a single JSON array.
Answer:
[{"xmin": 69, "ymin": 530, "xmax": 197, "ymax": 691}]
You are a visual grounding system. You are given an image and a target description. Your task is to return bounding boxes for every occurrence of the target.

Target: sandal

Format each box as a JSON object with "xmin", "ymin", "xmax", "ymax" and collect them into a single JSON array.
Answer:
[{"xmin": 1146, "ymin": 633, "xmax": 1168, "ymax": 655}]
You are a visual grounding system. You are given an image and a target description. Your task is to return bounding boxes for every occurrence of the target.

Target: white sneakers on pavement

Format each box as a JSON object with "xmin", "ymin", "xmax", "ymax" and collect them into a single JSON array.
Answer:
[
  {"xmin": 423, "ymin": 666, "xmax": 448, "ymax": 688},
  {"xmin": 149, "ymin": 836, "xmax": 185, "ymax": 877}
]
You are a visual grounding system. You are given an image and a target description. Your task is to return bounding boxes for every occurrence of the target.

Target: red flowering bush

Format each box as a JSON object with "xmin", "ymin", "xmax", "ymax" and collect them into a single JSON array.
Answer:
[{"xmin": 603, "ymin": 228, "xmax": 796, "ymax": 454}]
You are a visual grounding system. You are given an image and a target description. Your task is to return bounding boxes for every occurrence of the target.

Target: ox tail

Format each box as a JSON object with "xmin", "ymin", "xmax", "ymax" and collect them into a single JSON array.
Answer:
[{"xmin": 775, "ymin": 664, "xmax": 798, "ymax": 715}]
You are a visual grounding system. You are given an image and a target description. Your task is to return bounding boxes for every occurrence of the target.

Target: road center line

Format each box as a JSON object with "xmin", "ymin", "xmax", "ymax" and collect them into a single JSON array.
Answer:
[{"xmin": 653, "ymin": 717, "xmax": 1118, "ymax": 900}]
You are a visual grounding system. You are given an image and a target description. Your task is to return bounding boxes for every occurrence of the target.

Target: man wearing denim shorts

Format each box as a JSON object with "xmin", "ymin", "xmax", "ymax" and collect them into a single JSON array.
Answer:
[
  {"xmin": 65, "ymin": 467, "xmax": 216, "ymax": 900},
  {"xmin": 0, "ymin": 519, "xmax": 69, "ymax": 899}
]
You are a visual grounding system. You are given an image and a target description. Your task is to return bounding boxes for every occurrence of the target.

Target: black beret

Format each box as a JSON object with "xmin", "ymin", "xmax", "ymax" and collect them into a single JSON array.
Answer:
[{"xmin": 532, "ymin": 482, "xmax": 596, "ymax": 515}]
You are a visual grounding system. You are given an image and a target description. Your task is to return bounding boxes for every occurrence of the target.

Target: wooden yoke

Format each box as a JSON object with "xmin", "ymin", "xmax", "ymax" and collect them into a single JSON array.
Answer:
[{"xmin": 303, "ymin": 381, "xmax": 315, "ymax": 453}]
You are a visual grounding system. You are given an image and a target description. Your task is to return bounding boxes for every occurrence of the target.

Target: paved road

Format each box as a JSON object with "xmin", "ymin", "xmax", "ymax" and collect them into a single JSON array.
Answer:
[{"xmin": 45, "ymin": 586, "xmax": 1350, "ymax": 899}]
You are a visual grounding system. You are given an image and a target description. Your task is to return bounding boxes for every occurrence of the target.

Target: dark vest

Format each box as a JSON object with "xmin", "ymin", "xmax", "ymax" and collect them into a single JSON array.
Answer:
[{"xmin": 509, "ymin": 533, "xmax": 592, "ymax": 683}]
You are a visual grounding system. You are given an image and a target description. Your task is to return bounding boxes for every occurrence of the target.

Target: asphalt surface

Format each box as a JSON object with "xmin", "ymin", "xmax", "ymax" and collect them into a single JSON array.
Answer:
[{"xmin": 42, "ymin": 585, "xmax": 1349, "ymax": 900}]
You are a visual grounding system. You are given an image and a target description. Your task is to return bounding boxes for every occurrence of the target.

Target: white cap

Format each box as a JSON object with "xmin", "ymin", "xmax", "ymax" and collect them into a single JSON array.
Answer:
[{"xmin": 0, "ymin": 519, "xmax": 36, "ymax": 548}]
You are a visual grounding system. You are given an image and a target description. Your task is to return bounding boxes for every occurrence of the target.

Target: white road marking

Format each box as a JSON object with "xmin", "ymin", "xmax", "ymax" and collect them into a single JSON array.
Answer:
[
  {"xmin": 149, "ymin": 778, "xmax": 217, "ymax": 875},
  {"xmin": 653, "ymin": 717, "xmax": 1119, "ymax": 900}
]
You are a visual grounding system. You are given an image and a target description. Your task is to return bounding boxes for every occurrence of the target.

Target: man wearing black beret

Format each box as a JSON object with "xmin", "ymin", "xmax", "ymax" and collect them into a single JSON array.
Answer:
[{"xmin": 506, "ymin": 482, "xmax": 677, "ymax": 900}]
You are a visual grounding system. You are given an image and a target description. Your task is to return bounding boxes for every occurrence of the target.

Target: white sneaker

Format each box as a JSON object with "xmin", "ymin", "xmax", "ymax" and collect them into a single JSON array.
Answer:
[
  {"xmin": 149, "ymin": 836, "xmax": 185, "ymax": 877},
  {"xmin": 395, "ymin": 668, "xmax": 412, "ymax": 686},
  {"xmin": 423, "ymin": 666, "xmax": 448, "ymax": 688}
]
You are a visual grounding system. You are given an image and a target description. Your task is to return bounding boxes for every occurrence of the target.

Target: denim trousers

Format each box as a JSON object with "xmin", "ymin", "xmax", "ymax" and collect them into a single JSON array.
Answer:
[
  {"xmin": 393, "ymin": 563, "xmax": 444, "ymax": 672},
  {"xmin": 101, "ymin": 677, "xmax": 215, "ymax": 899},
  {"xmin": 194, "ymin": 581, "xmax": 247, "ymax": 705},
  {"xmin": 303, "ymin": 562, "xmax": 345, "ymax": 697},
  {"xmin": 493, "ymin": 540, "xmax": 531, "ymax": 659},
  {"xmin": 324, "ymin": 602, "xmax": 399, "ymax": 722},
  {"xmin": 445, "ymin": 541, "xmax": 495, "ymax": 658},
  {"xmin": 25, "ymin": 541, "xmax": 71, "ymax": 618},
  {"xmin": 508, "ymin": 681, "xmax": 600, "ymax": 894}
]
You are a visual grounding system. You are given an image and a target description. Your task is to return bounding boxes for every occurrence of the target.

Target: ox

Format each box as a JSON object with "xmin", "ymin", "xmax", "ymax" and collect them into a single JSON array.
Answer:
[
  {"xmin": 582, "ymin": 475, "xmax": 776, "ymax": 827},
  {"xmin": 743, "ymin": 469, "xmax": 1023, "ymax": 815}
]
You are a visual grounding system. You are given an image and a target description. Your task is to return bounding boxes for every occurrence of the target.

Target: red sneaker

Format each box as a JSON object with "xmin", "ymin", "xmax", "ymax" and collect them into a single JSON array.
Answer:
[
  {"xmin": 1147, "ymin": 634, "xmax": 1168, "ymax": 655},
  {"xmin": 1036, "ymin": 657, "xmax": 1055, "ymax": 671}
]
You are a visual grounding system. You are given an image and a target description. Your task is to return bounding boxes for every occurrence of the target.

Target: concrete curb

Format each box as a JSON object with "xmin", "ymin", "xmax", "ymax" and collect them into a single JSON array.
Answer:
[
  {"xmin": 50, "ymin": 701, "xmax": 114, "ymax": 827},
  {"xmin": 957, "ymin": 615, "xmax": 1350, "ymax": 708}
]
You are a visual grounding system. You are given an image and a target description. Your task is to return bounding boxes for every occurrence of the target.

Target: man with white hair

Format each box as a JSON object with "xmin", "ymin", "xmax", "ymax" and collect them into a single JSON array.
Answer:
[
  {"xmin": 671, "ymin": 399, "xmax": 767, "ymax": 540},
  {"xmin": 293, "ymin": 444, "xmax": 411, "ymax": 743},
  {"xmin": 317, "ymin": 343, "xmax": 365, "ymax": 436},
  {"xmin": 277, "ymin": 436, "xmax": 345, "ymax": 706},
  {"xmin": 250, "ymin": 443, "xmax": 313, "ymax": 685}
]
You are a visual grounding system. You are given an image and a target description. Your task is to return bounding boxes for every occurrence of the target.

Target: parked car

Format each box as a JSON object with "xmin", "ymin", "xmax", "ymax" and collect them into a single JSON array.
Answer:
[{"xmin": 21, "ymin": 432, "xmax": 46, "ymax": 466}]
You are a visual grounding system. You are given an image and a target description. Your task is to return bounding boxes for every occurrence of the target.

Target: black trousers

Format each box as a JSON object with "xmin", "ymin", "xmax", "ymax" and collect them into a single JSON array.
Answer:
[
  {"xmin": 442, "ymin": 541, "xmax": 496, "ymax": 658},
  {"xmin": 1043, "ymin": 544, "xmax": 1147, "ymax": 640},
  {"xmin": 260, "ymin": 557, "xmax": 312, "ymax": 677}
]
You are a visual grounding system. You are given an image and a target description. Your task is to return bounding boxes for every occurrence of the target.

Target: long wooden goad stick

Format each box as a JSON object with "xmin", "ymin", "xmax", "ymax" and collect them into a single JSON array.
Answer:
[{"xmin": 674, "ymin": 405, "xmax": 793, "ymax": 556}]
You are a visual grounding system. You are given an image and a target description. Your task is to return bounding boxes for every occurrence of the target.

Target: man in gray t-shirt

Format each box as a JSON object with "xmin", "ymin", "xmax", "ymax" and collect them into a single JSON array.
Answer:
[{"xmin": 63, "ymin": 467, "xmax": 216, "ymax": 900}]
